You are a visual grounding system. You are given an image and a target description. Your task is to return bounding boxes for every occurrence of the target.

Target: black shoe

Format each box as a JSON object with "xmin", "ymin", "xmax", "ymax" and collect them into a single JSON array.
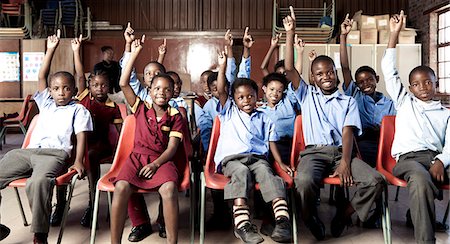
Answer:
[
  {"xmin": 50, "ymin": 204, "xmax": 66, "ymax": 227},
  {"xmin": 330, "ymin": 211, "xmax": 352, "ymax": 238},
  {"xmin": 157, "ymin": 222, "xmax": 166, "ymax": 238},
  {"xmin": 406, "ymin": 209, "xmax": 449, "ymax": 232},
  {"xmin": 362, "ymin": 211, "xmax": 381, "ymax": 229},
  {"xmin": 406, "ymin": 209, "xmax": 413, "ymax": 228},
  {"xmin": 271, "ymin": 217, "xmax": 292, "ymax": 243},
  {"xmin": 80, "ymin": 206, "xmax": 92, "ymax": 228},
  {"xmin": 128, "ymin": 223, "xmax": 152, "ymax": 242},
  {"xmin": 234, "ymin": 222, "xmax": 264, "ymax": 243},
  {"xmin": 0, "ymin": 224, "xmax": 10, "ymax": 241},
  {"xmin": 259, "ymin": 221, "xmax": 274, "ymax": 236},
  {"xmin": 33, "ymin": 233, "xmax": 48, "ymax": 244},
  {"xmin": 205, "ymin": 213, "xmax": 232, "ymax": 231},
  {"xmin": 305, "ymin": 216, "xmax": 325, "ymax": 241}
]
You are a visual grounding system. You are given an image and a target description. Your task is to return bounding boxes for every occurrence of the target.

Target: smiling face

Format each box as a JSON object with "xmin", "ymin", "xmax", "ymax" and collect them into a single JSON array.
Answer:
[
  {"xmin": 144, "ymin": 63, "xmax": 164, "ymax": 87},
  {"xmin": 50, "ymin": 74, "xmax": 76, "ymax": 106},
  {"xmin": 169, "ymin": 73, "xmax": 182, "ymax": 98},
  {"xmin": 233, "ymin": 85, "xmax": 257, "ymax": 114},
  {"xmin": 355, "ymin": 71, "xmax": 378, "ymax": 95},
  {"xmin": 311, "ymin": 59, "xmax": 338, "ymax": 95},
  {"xmin": 89, "ymin": 75, "xmax": 110, "ymax": 102},
  {"xmin": 409, "ymin": 70, "xmax": 436, "ymax": 102},
  {"xmin": 149, "ymin": 76, "xmax": 174, "ymax": 107},
  {"xmin": 263, "ymin": 80, "xmax": 285, "ymax": 107}
]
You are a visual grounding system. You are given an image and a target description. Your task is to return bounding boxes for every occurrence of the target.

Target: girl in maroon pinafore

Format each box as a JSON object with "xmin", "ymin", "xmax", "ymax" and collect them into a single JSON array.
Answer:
[{"xmin": 110, "ymin": 37, "xmax": 184, "ymax": 244}]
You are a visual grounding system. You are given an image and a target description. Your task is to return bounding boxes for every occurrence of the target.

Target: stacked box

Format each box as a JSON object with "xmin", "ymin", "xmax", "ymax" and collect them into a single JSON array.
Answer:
[
  {"xmin": 361, "ymin": 29, "xmax": 378, "ymax": 44},
  {"xmin": 347, "ymin": 30, "xmax": 360, "ymax": 44}
]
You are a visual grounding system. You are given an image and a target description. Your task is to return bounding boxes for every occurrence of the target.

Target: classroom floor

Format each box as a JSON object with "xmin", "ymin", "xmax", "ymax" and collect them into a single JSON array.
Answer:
[{"xmin": 0, "ymin": 133, "xmax": 449, "ymax": 244}]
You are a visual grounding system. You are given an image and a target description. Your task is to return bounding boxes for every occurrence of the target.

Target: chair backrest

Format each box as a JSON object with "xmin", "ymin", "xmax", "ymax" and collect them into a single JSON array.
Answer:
[
  {"xmin": 205, "ymin": 116, "xmax": 221, "ymax": 175},
  {"xmin": 290, "ymin": 115, "xmax": 305, "ymax": 169},
  {"xmin": 40, "ymin": 8, "xmax": 58, "ymax": 26},
  {"xmin": 1, "ymin": 3, "xmax": 21, "ymax": 15},
  {"xmin": 376, "ymin": 115, "xmax": 396, "ymax": 174},
  {"xmin": 117, "ymin": 103, "xmax": 127, "ymax": 119},
  {"xmin": 14, "ymin": 94, "xmax": 31, "ymax": 122},
  {"xmin": 21, "ymin": 114, "xmax": 39, "ymax": 149},
  {"xmin": 177, "ymin": 107, "xmax": 193, "ymax": 158}
]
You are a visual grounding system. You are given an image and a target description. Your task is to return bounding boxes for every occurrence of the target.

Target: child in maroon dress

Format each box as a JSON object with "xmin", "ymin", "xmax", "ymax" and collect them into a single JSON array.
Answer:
[
  {"xmin": 110, "ymin": 37, "xmax": 185, "ymax": 244},
  {"xmin": 72, "ymin": 35, "xmax": 123, "ymax": 227}
]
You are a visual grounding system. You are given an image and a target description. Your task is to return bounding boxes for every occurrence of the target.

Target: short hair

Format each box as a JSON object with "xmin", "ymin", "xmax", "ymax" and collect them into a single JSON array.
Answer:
[
  {"xmin": 167, "ymin": 71, "xmax": 182, "ymax": 84},
  {"xmin": 88, "ymin": 69, "xmax": 110, "ymax": 85},
  {"xmin": 409, "ymin": 65, "xmax": 436, "ymax": 84},
  {"xmin": 207, "ymin": 72, "xmax": 229, "ymax": 89},
  {"xmin": 263, "ymin": 72, "xmax": 289, "ymax": 89},
  {"xmin": 50, "ymin": 71, "xmax": 75, "ymax": 88},
  {"xmin": 355, "ymin": 65, "xmax": 377, "ymax": 78},
  {"xmin": 150, "ymin": 73, "xmax": 175, "ymax": 88},
  {"xmin": 144, "ymin": 61, "xmax": 166, "ymax": 74},
  {"xmin": 274, "ymin": 60, "xmax": 285, "ymax": 72},
  {"xmin": 311, "ymin": 55, "xmax": 340, "ymax": 86},
  {"xmin": 100, "ymin": 46, "xmax": 113, "ymax": 53},
  {"xmin": 231, "ymin": 78, "xmax": 258, "ymax": 98},
  {"xmin": 201, "ymin": 70, "xmax": 213, "ymax": 77}
]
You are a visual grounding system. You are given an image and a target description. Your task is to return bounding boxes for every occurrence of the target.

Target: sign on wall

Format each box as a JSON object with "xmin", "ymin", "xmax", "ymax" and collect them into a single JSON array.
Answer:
[
  {"xmin": 23, "ymin": 52, "xmax": 44, "ymax": 82},
  {"xmin": 0, "ymin": 52, "xmax": 20, "ymax": 82}
]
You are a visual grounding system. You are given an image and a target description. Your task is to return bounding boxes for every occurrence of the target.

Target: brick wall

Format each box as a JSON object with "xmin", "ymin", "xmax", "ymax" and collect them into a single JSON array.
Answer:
[{"xmin": 408, "ymin": 0, "xmax": 448, "ymax": 70}]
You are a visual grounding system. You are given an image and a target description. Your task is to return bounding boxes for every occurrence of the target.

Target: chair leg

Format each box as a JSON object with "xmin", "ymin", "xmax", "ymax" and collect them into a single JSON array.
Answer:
[
  {"xmin": 57, "ymin": 175, "xmax": 78, "ymax": 244},
  {"xmin": 290, "ymin": 189, "xmax": 298, "ymax": 244},
  {"xmin": 394, "ymin": 186, "xmax": 400, "ymax": 201},
  {"xmin": 13, "ymin": 187, "xmax": 29, "ymax": 226},
  {"xmin": 381, "ymin": 185, "xmax": 391, "ymax": 244},
  {"xmin": 19, "ymin": 122, "xmax": 27, "ymax": 136},
  {"xmin": 90, "ymin": 183, "xmax": 101, "ymax": 244},
  {"xmin": 443, "ymin": 199, "xmax": 449, "ymax": 224},
  {"xmin": 199, "ymin": 172, "xmax": 206, "ymax": 244},
  {"xmin": 329, "ymin": 185, "xmax": 335, "ymax": 204},
  {"xmin": 190, "ymin": 173, "xmax": 195, "ymax": 244}
]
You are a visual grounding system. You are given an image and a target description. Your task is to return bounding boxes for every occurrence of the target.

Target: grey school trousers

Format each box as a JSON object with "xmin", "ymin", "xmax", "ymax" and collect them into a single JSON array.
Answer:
[
  {"xmin": 0, "ymin": 148, "xmax": 68, "ymax": 233},
  {"xmin": 222, "ymin": 153, "xmax": 286, "ymax": 202},
  {"xmin": 294, "ymin": 146, "xmax": 385, "ymax": 222},
  {"xmin": 393, "ymin": 150, "xmax": 449, "ymax": 244}
]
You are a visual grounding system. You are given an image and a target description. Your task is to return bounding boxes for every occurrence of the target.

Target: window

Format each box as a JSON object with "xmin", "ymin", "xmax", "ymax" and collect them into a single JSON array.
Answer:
[{"xmin": 438, "ymin": 9, "xmax": 450, "ymax": 93}]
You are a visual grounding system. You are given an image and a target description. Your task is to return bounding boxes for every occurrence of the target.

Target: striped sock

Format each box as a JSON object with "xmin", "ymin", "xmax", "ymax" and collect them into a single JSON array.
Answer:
[
  {"xmin": 233, "ymin": 205, "xmax": 250, "ymax": 229},
  {"xmin": 273, "ymin": 199, "xmax": 290, "ymax": 221}
]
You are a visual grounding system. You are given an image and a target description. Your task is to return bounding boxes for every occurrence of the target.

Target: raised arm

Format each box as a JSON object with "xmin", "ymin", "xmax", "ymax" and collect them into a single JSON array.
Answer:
[
  {"xmin": 119, "ymin": 36, "xmax": 145, "ymax": 106},
  {"xmin": 388, "ymin": 10, "xmax": 405, "ymax": 49},
  {"xmin": 38, "ymin": 29, "xmax": 60, "ymax": 92},
  {"xmin": 157, "ymin": 38, "xmax": 167, "ymax": 64},
  {"xmin": 242, "ymin": 27, "xmax": 254, "ymax": 59},
  {"xmin": 224, "ymin": 29, "xmax": 234, "ymax": 60},
  {"xmin": 340, "ymin": 14, "xmax": 353, "ymax": 89},
  {"xmin": 260, "ymin": 33, "xmax": 281, "ymax": 76},
  {"xmin": 217, "ymin": 49, "xmax": 229, "ymax": 107},
  {"xmin": 294, "ymin": 34, "xmax": 305, "ymax": 75},
  {"xmin": 71, "ymin": 34, "xmax": 86, "ymax": 95},
  {"xmin": 284, "ymin": 6, "xmax": 301, "ymax": 89},
  {"xmin": 124, "ymin": 22, "xmax": 134, "ymax": 52},
  {"xmin": 307, "ymin": 50, "xmax": 317, "ymax": 84}
]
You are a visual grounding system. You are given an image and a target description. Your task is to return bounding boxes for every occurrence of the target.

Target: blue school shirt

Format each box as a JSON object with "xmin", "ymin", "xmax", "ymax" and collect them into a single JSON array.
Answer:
[
  {"xmin": 381, "ymin": 48, "xmax": 450, "ymax": 168},
  {"xmin": 226, "ymin": 57, "xmax": 251, "ymax": 83},
  {"xmin": 291, "ymin": 80, "xmax": 362, "ymax": 147},
  {"xmin": 343, "ymin": 81, "xmax": 396, "ymax": 130},
  {"xmin": 28, "ymin": 89, "xmax": 93, "ymax": 156},
  {"xmin": 257, "ymin": 84, "xmax": 299, "ymax": 138},
  {"xmin": 214, "ymin": 99, "xmax": 279, "ymax": 170}
]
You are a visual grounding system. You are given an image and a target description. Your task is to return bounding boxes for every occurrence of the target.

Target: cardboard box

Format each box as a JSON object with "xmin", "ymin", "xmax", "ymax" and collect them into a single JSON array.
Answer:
[
  {"xmin": 361, "ymin": 29, "xmax": 378, "ymax": 44},
  {"xmin": 398, "ymin": 29, "xmax": 416, "ymax": 44},
  {"xmin": 378, "ymin": 30, "xmax": 390, "ymax": 44},
  {"xmin": 351, "ymin": 21, "xmax": 358, "ymax": 31},
  {"xmin": 346, "ymin": 30, "xmax": 360, "ymax": 44},
  {"xmin": 375, "ymin": 14, "xmax": 390, "ymax": 30},
  {"xmin": 361, "ymin": 15, "xmax": 377, "ymax": 29}
]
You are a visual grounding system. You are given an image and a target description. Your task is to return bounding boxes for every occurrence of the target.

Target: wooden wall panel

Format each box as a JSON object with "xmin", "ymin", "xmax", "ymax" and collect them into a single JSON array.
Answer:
[{"xmin": 0, "ymin": 40, "xmax": 21, "ymax": 98}]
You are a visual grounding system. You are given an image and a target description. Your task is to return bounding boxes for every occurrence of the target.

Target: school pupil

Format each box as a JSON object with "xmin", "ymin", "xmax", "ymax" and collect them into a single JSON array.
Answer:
[
  {"xmin": 283, "ymin": 7, "xmax": 386, "ymax": 240},
  {"xmin": 381, "ymin": 10, "xmax": 450, "ymax": 244},
  {"xmin": 110, "ymin": 37, "xmax": 186, "ymax": 244},
  {"xmin": 340, "ymin": 13, "xmax": 396, "ymax": 168},
  {"xmin": 0, "ymin": 30, "xmax": 93, "ymax": 244},
  {"xmin": 72, "ymin": 35, "xmax": 123, "ymax": 228},
  {"xmin": 93, "ymin": 45, "xmax": 121, "ymax": 94}
]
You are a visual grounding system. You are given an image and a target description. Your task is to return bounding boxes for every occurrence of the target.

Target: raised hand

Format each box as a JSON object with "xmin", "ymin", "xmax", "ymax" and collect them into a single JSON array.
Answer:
[
  {"xmin": 217, "ymin": 49, "xmax": 227, "ymax": 66},
  {"xmin": 341, "ymin": 13, "xmax": 353, "ymax": 36},
  {"xmin": 271, "ymin": 33, "xmax": 282, "ymax": 47},
  {"xmin": 70, "ymin": 34, "xmax": 82, "ymax": 52},
  {"xmin": 390, "ymin": 10, "xmax": 405, "ymax": 33},
  {"xmin": 124, "ymin": 22, "xmax": 135, "ymax": 44},
  {"xmin": 158, "ymin": 38, "xmax": 167, "ymax": 55},
  {"xmin": 283, "ymin": 6, "xmax": 296, "ymax": 31},
  {"xmin": 47, "ymin": 29, "xmax": 61, "ymax": 49},
  {"xmin": 243, "ymin": 27, "xmax": 255, "ymax": 48},
  {"xmin": 224, "ymin": 29, "xmax": 233, "ymax": 46},
  {"xmin": 294, "ymin": 34, "xmax": 305, "ymax": 50},
  {"xmin": 131, "ymin": 35, "xmax": 145, "ymax": 54},
  {"xmin": 308, "ymin": 49, "xmax": 317, "ymax": 62}
]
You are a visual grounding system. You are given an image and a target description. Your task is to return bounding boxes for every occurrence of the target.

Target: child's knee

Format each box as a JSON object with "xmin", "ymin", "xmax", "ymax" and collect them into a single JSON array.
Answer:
[
  {"xmin": 114, "ymin": 181, "xmax": 131, "ymax": 194},
  {"xmin": 159, "ymin": 181, "xmax": 177, "ymax": 199}
]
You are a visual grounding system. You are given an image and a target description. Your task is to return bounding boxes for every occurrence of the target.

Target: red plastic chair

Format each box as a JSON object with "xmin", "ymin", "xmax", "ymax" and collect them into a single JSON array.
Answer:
[
  {"xmin": 199, "ymin": 116, "xmax": 297, "ymax": 244},
  {"xmin": 6, "ymin": 114, "xmax": 89, "ymax": 244},
  {"xmin": 290, "ymin": 115, "xmax": 391, "ymax": 243},
  {"xmin": 117, "ymin": 103, "xmax": 127, "ymax": 120},
  {"xmin": 89, "ymin": 115, "xmax": 193, "ymax": 244},
  {"xmin": 0, "ymin": 95, "xmax": 35, "ymax": 146},
  {"xmin": 1, "ymin": 2, "xmax": 22, "ymax": 27},
  {"xmin": 376, "ymin": 115, "xmax": 449, "ymax": 228}
]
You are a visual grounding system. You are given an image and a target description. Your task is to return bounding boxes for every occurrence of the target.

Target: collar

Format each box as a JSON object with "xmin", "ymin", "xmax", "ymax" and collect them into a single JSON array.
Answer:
[
  {"xmin": 89, "ymin": 92, "xmax": 115, "ymax": 107},
  {"xmin": 412, "ymin": 96, "xmax": 444, "ymax": 111},
  {"xmin": 144, "ymin": 101, "xmax": 179, "ymax": 116},
  {"xmin": 313, "ymin": 87, "xmax": 344, "ymax": 100}
]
